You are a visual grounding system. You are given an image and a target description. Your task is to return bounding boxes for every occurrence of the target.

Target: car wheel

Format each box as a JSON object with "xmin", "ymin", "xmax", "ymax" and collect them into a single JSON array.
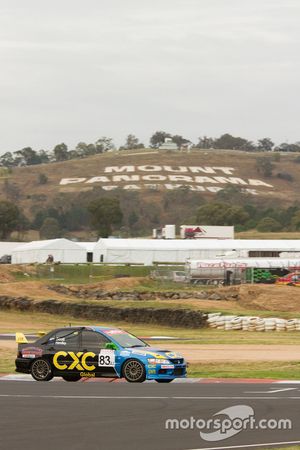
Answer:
[
  {"xmin": 31, "ymin": 358, "xmax": 53, "ymax": 381},
  {"xmin": 155, "ymin": 379, "xmax": 173, "ymax": 383},
  {"xmin": 122, "ymin": 359, "xmax": 146, "ymax": 383},
  {"xmin": 62, "ymin": 374, "xmax": 81, "ymax": 382}
]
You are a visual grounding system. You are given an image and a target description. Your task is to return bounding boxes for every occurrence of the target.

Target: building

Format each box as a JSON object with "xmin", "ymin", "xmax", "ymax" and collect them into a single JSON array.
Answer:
[{"xmin": 158, "ymin": 138, "xmax": 178, "ymax": 151}]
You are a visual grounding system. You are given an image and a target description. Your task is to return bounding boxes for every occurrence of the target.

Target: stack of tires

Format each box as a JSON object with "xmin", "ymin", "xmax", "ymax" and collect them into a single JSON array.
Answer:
[
  {"xmin": 231, "ymin": 317, "xmax": 242, "ymax": 330},
  {"xmin": 276, "ymin": 318, "xmax": 286, "ymax": 332},
  {"xmin": 264, "ymin": 318, "xmax": 276, "ymax": 332}
]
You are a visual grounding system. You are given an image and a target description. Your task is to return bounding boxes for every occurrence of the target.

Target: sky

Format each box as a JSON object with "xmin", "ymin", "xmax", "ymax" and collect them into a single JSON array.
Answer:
[{"xmin": 0, "ymin": 0, "xmax": 299, "ymax": 154}]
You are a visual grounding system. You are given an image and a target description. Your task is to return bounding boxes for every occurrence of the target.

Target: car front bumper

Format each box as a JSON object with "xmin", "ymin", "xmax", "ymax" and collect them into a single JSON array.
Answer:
[{"xmin": 146, "ymin": 364, "xmax": 187, "ymax": 379}]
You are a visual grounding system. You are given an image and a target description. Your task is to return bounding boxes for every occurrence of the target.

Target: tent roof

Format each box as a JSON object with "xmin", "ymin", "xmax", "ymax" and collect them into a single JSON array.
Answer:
[
  {"xmin": 12, "ymin": 239, "xmax": 85, "ymax": 252},
  {"xmin": 94, "ymin": 238, "xmax": 300, "ymax": 251},
  {"xmin": 77, "ymin": 242, "xmax": 97, "ymax": 252},
  {"xmin": 0, "ymin": 242, "xmax": 23, "ymax": 256}
]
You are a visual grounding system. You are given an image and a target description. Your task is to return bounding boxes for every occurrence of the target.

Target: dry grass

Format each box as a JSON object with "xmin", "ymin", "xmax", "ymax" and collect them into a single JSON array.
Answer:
[{"xmin": 1, "ymin": 148, "xmax": 300, "ymax": 218}]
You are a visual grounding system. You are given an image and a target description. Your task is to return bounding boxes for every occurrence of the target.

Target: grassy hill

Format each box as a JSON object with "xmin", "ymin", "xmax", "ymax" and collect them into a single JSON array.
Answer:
[{"xmin": 0, "ymin": 148, "xmax": 299, "ymax": 238}]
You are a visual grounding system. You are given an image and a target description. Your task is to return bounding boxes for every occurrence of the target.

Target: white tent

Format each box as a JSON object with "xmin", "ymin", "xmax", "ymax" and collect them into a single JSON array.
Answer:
[
  {"xmin": 11, "ymin": 239, "xmax": 87, "ymax": 264},
  {"xmin": 93, "ymin": 239, "xmax": 300, "ymax": 266},
  {"xmin": 0, "ymin": 242, "xmax": 23, "ymax": 258}
]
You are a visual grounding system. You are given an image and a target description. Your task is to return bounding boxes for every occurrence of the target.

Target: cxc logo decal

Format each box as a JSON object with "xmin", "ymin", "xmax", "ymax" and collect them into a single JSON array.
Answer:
[{"xmin": 53, "ymin": 351, "xmax": 96, "ymax": 371}]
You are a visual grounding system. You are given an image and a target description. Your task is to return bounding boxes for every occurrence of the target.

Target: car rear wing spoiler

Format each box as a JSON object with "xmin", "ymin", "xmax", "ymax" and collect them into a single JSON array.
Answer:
[{"xmin": 15, "ymin": 333, "xmax": 28, "ymax": 344}]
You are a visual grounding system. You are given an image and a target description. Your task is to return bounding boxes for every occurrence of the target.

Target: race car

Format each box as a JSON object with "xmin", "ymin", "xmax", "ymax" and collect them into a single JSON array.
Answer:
[
  {"xmin": 276, "ymin": 272, "xmax": 300, "ymax": 287},
  {"xmin": 15, "ymin": 326, "xmax": 187, "ymax": 383}
]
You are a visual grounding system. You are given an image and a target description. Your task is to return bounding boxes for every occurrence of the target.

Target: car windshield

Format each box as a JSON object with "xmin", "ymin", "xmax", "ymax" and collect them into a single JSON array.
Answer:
[{"xmin": 104, "ymin": 330, "xmax": 148, "ymax": 348}]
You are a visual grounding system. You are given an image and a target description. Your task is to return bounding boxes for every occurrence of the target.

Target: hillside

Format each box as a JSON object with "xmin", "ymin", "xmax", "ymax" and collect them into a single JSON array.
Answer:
[{"xmin": 0, "ymin": 148, "xmax": 299, "ymax": 237}]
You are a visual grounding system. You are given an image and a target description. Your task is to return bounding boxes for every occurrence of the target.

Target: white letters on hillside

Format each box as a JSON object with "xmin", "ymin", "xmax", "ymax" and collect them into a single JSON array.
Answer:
[{"xmin": 59, "ymin": 165, "xmax": 274, "ymax": 195}]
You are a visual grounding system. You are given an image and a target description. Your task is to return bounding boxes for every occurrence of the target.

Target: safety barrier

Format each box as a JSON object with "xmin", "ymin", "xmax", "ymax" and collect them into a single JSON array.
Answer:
[{"xmin": 207, "ymin": 313, "xmax": 300, "ymax": 332}]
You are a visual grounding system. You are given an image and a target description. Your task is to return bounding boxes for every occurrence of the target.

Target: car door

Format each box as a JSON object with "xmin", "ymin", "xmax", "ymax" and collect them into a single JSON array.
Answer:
[
  {"xmin": 79, "ymin": 330, "xmax": 117, "ymax": 377},
  {"xmin": 46, "ymin": 329, "xmax": 81, "ymax": 374}
]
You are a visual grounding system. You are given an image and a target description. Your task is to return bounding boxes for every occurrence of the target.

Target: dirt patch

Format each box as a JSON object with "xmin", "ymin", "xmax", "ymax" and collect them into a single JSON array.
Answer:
[
  {"xmin": 0, "ymin": 281, "xmax": 71, "ymax": 300},
  {"xmin": 0, "ymin": 340, "xmax": 16, "ymax": 350},
  {"xmin": 90, "ymin": 277, "xmax": 147, "ymax": 291},
  {"xmin": 2, "ymin": 339, "xmax": 300, "ymax": 363},
  {"xmin": 236, "ymin": 284, "xmax": 300, "ymax": 312},
  {"xmin": 0, "ymin": 265, "xmax": 38, "ymax": 283},
  {"xmin": 168, "ymin": 344, "xmax": 300, "ymax": 362}
]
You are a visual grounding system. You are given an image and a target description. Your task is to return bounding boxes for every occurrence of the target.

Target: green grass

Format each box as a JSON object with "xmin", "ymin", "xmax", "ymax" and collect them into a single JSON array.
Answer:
[
  {"xmin": 236, "ymin": 230, "xmax": 300, "ymax": 240},
  {"xmin": 189, "ymin": 361, "xmax": 300, "ymax": 379},
  {"xmin": 2, "ymin": 311, "xmax": 300, "ymax": 377},
  {"xmin": 2, "ymin": 354, "xmax": 300, "ymax": 379},
  {"xmin": 3, "ymin": 310, "xmax": 300, "ymax": 344},
  {"xmin": 13, "ymin": 264, "xmax": 152, "ymax": 284},
  {"xmin": 265, "ymin": 448, "xmax": 300, "ymax": 450}
]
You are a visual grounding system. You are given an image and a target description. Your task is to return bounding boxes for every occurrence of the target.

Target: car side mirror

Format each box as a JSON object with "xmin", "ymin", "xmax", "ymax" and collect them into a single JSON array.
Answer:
[{"xmin": 105, "ymin": 342, "xmax": 118, "ymax": 350}]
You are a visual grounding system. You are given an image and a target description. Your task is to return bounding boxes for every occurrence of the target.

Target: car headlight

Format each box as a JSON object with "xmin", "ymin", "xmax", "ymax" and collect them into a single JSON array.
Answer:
[{"xmin": 148, "ymin": 358, "xmax": 171, "ymax": 365}]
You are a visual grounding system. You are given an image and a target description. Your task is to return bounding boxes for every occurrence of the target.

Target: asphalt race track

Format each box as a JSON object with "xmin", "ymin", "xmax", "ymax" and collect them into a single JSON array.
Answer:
[{"xmin": 1, "ymin": 381, "xmax": 300, "ymax": 450}]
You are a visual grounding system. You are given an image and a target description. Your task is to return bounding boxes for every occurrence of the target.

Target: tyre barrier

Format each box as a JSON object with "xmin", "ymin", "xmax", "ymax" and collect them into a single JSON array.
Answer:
[{"xmin": 207, "ymin": 314, "xmax": 300, "ymax": 332}]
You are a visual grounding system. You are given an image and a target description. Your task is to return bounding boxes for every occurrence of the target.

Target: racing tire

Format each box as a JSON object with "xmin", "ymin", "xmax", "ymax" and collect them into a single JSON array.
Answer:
[
  {"xmin": 122, "ymin": 359, "xmax": 146, "ymax": 383},
  {"xmin": 62, "ymin": 374, "xmax": 81, "ymax": 382},
  {"xmin": 31, "ymin": 358, "xmax": 53, "ymax": 382},
  {"xmin": 155, "ymin": 379, "xmax": 173, "ymax": 383}
]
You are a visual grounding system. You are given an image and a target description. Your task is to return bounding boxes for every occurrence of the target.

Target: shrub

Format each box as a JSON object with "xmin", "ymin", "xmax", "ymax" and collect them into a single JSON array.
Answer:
[
  {"xmin": 277, "ymin": 172, "xmax": 294, "ymax": 182},
  {"xmin": 257, "ymin": 217, "xmax": 282, "ymax": 232}
]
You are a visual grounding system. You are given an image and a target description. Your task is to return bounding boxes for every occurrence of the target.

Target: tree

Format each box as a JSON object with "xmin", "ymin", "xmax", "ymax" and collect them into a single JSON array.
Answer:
[
  {"xmin": 214, "ymin": 134, "xmax": 249, "ymax": 150},
  {"xmin": 40, "ymin": 217, "xmax": 61, "ymax": 239},
  {"xmin": 275, "ymin": 142, "xmax": 300, "ymax": 152},
  {"xmin": 256, "ymin": 157, "xmax": 274, "ymax": 177},
  {"xmin": 0, "ymin": 152, "xmax": 16, "ymax": 167},
  {"xmin": 53, "ymin": 143, "xmax": 68, "ymax": 161},
  {"xmin": 95, "ymin": 137, "xmax": 115, "ymax": 153},
  {"xmin": 257, "ymin": 217, "xmax": 282, "ymax": 232},
  {"xmin": 123, "ymin": 134, "xmax": 144, "ymax": 150},
  {"xmin": 257, "ymin": 138, "xmax": 274, "ymax": 152},
  {"xmin": 150, "ymin": 131, "xmax": 171, "ymax": 148},
  {"xmin": 88, "ymin": 198, "xmax": 123, "ymax": 237},
  {"xmin": 195, "ymin": 136, "xmax": 215, "ymax": 149},
  {"xmin": 128, "ymin": 210, "xmax": 139, "ymax": 227},
  {"xmin": 196, "ymin": 203, "xmax": 230, "ymax": 225},
  {"xmin": 196, "ymin": 202, "xmax": 248, "ymax": 226},
  {"xmin": 171, "ymin": 135, "xmax": 190, "ymax": 148},
  {"xmin": 37, "ymin": 150, "xmax": 50, "ymax": 164},
  {"xmin": 0, "ymin": 200, "xmax": 21, "ymax": 239},
  {"xmin": 14, "ymin": 147, "xmax": 41, "ymax": 165},
  {"xmin": 291, "ymin": 212, "xmax": 300, "ymax": 230}
]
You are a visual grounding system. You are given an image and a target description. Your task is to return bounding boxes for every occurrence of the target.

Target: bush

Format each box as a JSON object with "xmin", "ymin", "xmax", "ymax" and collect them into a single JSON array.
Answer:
[
  {"xmin": 257, "ymin": 217, "xmax": 282, "ymax": 232},
  {"xmin": 38, "ymin": 173, "xmax": 48, "ymax": 184},
  {"xmin": 277, "ymin": 172, "xmax": 294, "ymax": 182}
]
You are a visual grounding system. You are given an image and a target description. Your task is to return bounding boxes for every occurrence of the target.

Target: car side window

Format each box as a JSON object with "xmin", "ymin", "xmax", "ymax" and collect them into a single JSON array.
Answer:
[
  {"xmin": 48, "ymin": 330, "xmax": 80, "ymax": 347},
  {"xmin": 81, "ymin": 330, "xmax": 110, "ymax": 350}
]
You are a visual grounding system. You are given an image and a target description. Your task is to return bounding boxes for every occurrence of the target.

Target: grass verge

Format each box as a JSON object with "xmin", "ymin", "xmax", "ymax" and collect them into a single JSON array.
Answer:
[
  {"xmin": 189, "ymin": 361, "xmax": 300, "ymax": 379},
  {"xmin": 3, "ymin": 310, "xmax": 300, "ymax": 344}
]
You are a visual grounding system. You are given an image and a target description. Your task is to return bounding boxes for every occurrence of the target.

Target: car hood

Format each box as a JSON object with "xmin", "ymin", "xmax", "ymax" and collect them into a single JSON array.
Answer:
[{"xmin": 124, "ymin": 347, "xmax": 183, "ymax": 359}]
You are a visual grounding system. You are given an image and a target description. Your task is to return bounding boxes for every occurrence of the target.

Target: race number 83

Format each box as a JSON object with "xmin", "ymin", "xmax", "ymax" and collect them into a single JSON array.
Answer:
[{"xmin": 98, "ymin": 349, "xmax": 115, "ymax": 367}]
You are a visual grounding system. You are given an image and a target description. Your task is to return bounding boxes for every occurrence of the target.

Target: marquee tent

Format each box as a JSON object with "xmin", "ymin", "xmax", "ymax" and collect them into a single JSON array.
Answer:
[
  {"xmin": 93, "ymin": 239, "xmax": 300, "ymax": 265},
  {"xmin": 11, "ymin": 239, "xmax": 87, "ymax": 264},
  {"xmin": 0, "ymin": 242, "xmax": 22, "ymax": 258}
]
